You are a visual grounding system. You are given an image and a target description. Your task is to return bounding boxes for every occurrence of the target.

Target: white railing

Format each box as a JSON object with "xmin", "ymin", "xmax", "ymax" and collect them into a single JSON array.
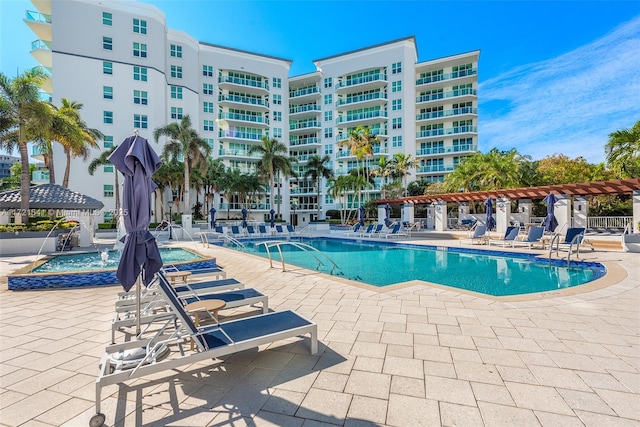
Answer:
[{"xmin": 587, "ymin": 216, "xmax": 632, "ymax": 229}]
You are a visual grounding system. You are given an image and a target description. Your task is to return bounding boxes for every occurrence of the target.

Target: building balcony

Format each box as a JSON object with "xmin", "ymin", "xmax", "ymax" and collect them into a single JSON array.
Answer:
[
  {"xmin": 335, "ymin": 74, "xmax": 387, "ymax": 93},
  {"xmin": 415, "ymin": 68, "xmax": 477, "ymax": 87},
  {"xmin": 30, "ymin": 39, "xmax": 51, "ymax": 68},
  {"xmin": 289, "ymin": 86, "xmax": 321, "ymax": 103},
  {"xmin": 416, "ymin": 144, "xmax": 478, "ymax": 157},
  {"xmin": 417, "ymin": 165, "xmax": 455, "ymax": 174},
  {"xmin": 218, "ymin": 94, "xmax": 269, "ymax": 111},
  {"xmin": 289, "ymin": 121, "xmax": 321, "ymax": 133},
  {"xmin": 32, "ymin": 170, "xmax": 50, "ymax": 183},
  {"xmin": 24, "ymin": 10, "xmax": 51, "ymax": 41},
  {"xmin": 289, "ymin": 136, "xmax": 321, "ymax": 147},
  {"xmin": 219, "ymin": 202, "xmax": 270, "ymax": 211},
  {"xmin": 289, "ymin": 104, "xmax": 321, "ymax": 120},
  {"xmin": 218, "ymin": 130, "xmax": 264, "ymax": 142},
  {"xmin": 218, "ymin": 75, "xmax": 269, "ymax": 95},
  {"xmin": 336, "ymin": 110, "xmax": 387, "ymax": 126},
  {"xmin": 218, "ymin": 112, "xmax": 269, "ymax": 127},
  {"xmin": 335, "ymin": 92, "xmax": 387, "ymax": 109},
  {"xmin": 416, "ymin": 125, "xmax": 478, "ymax": 140},
  {"xmin": 416, "ymin": 88, "xmax": 477, "ymax": 105},
  {"xmin": 416, "ymin": 107, "xmax": 478, "ymax": 122},
  {"xmin": 218, "ymin": 149, "xmax": 262, "ymax": 159},
  {"xmin": 335, "ymin": 127, "xmax": 388, "ymax": 143},
  {"xmin": 290, "ymin": 187, "xmax": 315, "ymax": 195}
]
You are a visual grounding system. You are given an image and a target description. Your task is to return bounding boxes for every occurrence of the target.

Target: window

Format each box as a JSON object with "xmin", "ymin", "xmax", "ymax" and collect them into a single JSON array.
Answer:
[
  {"xmin": 103, "ymin": 111, "xmax": 113, "ymax": 124},
  {"xmin": 102, "ymin": 12, "xmax": 112, "ymax": 26},
  {"xmin": 171, "ymin": 107, "xmax": 183, "ymax": 120},
  {"xmin": 170, "ymin": 44, "xmax": 182, "ymax": 58},
  {"xmin": 324, "ymin": 128, "xmax": 333, "ymax": 138},
  {"xmin": 170, "ymin": 65, "xmax": 182, "ymax": 79},
  {"xmin": 205, "ymin": 138, "xmax": 214, "ymax": 149},
  {"xmin": 134, "ymin": 114, "xmax": 148, "ymax": 129},
  {"xmin": 272, "ymin": 77, "xmax": 281, "ymax": 88},
  {"xmin": 274, "ymin": 111, "xmax": 282, "ymax": 122},
  {"xmin": 103, "ymin": 86, "xmax": 113, "ymax": 100},
  {"xmin": 392, "ymin": 62, "xmax": 402, "ymax": 74},
  {"xmin": 202, "ymin": 83, "xmax": 213, "ymax": 95},
  {"xmin": 203, "ymin": 120, "xmax": 214, "ymax": 131},
  {"xmin": 392, "ymin": 136, "xmax": 402, "ymax": 147},
  {"xmin": 324, "ymin": 144, "xmax": 333, "ymax": 155},
  {"xmin": 103, "ymin": 36, "xmax": 112, "ymax": 50},
  {"xmin": 170, "ymin": 86, "xmax": 182, "ymax": 99},
  {"xmin": 103, "ymin": 164, "xmax": 114, "ymax": 173},
  {"xmin": 392, "ymin": 99, "xmax": 402, "ymax": 111},
  {"xmin": 202, "ymin": 65, "xmax": 213, "ymax": 77},
  {"xmin": 203, "ymin": 102, "xmax": 214, "ymax": 113},
  {"xmin": 133, "ymin": 66, "xmax": 147, "ymax": 81},
  {"xmin": 103, "ymin": 136, "xmax": 114, "ymax": 148},
  {"xmin": 273, "ymin": 128, "xmax": 282, "ymax": 138},
  {"xmin": 103, "ymin": 61, "xmax": 113, "ymax": 75},
  {"xmin": 392, "ymin": 81, "xmax": 402, "ymax": 92},
  {"xmin": 324, "ymin": 111, "xmax": 332, "ymax": 121},
  {"xmin": 392, "ymin": 117, "xmax": 402, "ymax": 129},
  {"xmin": 273, "ymin": 94, "xmax": 282, "ymax": 105},
  {"xmin": 104, "ymin": 184, "xmax": 114, "ymax": 197},
  {"xmin": 133, "ymin": 18, "xmax": 147, "ymax": 34},
  {"xmin": 324, "ymin": 77, "xmax": 332, "ymax": 88},
  {"xmin": 325, "ymin": 194, "xmax": 334, "ymax": 204},
  {"xmin": 133, "ymin": 90, "xmax": 147, "ymax": 105},
  {"xmin": 324, "ymin": 94, "xmax": 332, "ymax": 105},
  {"xmin": 133, "ymin": 42, "xmax": 147, "ymax": 58}
]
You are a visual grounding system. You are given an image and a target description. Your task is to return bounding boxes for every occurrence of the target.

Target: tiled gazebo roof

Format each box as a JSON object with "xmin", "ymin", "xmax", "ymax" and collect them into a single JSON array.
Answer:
[{"xmin": 0, "ymin": 184, "xmax": 104, "ymax": 210}]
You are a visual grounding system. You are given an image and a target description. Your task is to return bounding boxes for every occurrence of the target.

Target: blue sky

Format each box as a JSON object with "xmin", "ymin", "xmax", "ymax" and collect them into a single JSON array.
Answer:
[{"xmin": 1, "ymin": 0, "xmax": 639, "ymax": 164}]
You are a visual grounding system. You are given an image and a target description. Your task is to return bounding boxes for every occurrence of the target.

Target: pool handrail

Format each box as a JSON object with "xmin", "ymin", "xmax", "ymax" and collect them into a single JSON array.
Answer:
[{"xmin": 258, "ymin": 240, "xmax": 340, "ymax": 273}]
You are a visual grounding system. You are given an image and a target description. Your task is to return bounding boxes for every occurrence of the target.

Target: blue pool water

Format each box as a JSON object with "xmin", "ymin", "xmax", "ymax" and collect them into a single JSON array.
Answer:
[
  {"xmin": 233, "ymin": 238, "xmax": 605, "ymax": 297},
  {"xmin": 32, "ymin": 248, "xmax": 203, "ymax": 273}
]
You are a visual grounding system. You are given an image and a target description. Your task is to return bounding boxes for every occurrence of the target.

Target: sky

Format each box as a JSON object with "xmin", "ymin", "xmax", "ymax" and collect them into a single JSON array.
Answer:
[{"xmin": 1, "ymin": 0, "xmax": 639, "ymax": 164}]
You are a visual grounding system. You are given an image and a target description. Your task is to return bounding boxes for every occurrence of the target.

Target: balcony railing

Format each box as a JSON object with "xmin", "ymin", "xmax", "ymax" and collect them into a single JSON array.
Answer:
[
  {"xmin": 336, "ymin": 110, "xmax": 386, "ymax": 124},
  {"xmin": 416, "ymin": 88, "xmax": 477, "ymax": 103},
  {"xmin": 416, "ymin": 144, "xmax": 477, "ymax": 156},
  {"xmin": 218, "ymin": 130, "xmax": 263, "ymax": 141},
  {"xmin": 25, "ymin": 10, "xmax": 51, "ymax": 24},
  {"xmin": 31, "ymin": 39, "xmax": 51, "ymax": 51},
  {"xmin": 218, "ymin": 149, "xmax": 262, "ymax": 158},
  {"xmin": 219, "ymin": 203, "xmax": 271, "ymax": 211},
  {"xmin": 587, "ymin": 216, "xmax": 633, "ymax": 229},
  {"xmin": 289, "ymin": 104, "xmax": 321, "ymax": 114},
  {"xmin": 416, "ymin": 107, "xmax": 478, "ymax": 121},
  {"xmin": 290, "ymin": 121, "xmax": 321, "ymax": 130},
  {"xmin": 289, "ymin": 86, "xmax": 320, "ymax": 98},
  {"xmin": 218, "ymin": 94, "xmax": 268, "ymax": 108},
  {"xmin": 415, "ymin": 68, "xmax": 477, "ymax": 85},
  {"xmin": 218, "ymin": 76, "xmax": 269, "ymax": 90},
  {"xmin": 336, "ymin": 74, "xmax": 387, "ymax": 89},
  {"xmin": 289, "ymin": 137, "xmax": 321, "ymax": 146},
  {"xmin": 417, "ymin": 165, "xmax": 455, "ymax": 173},
  {"xmin": 417, "ymin": 126, "xmax": 478, "ymax": 138},
  {"xmin": 336, "ymin": 92, "xmax": 387, "ymax": 107},
  {"xmin": 218, "ymin": 112, "xmax": 268, "ymax": 125},
  {"xmin": 32, "ymin": 170, "xmax": 50, "ymax": 182}
]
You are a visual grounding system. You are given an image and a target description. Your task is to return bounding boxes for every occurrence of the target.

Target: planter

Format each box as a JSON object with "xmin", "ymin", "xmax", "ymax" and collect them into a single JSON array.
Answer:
[{"xmin": 622, "ymin": 234, "xmax": 640, "ymax": 253}]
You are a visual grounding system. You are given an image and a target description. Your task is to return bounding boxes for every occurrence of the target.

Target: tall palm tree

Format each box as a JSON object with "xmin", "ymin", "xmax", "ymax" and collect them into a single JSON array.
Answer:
[
  {"xmin": 88, "ymin": 146, "xmax": 120, "ymax": 215},
  {"xmin": 304, "ymin": 154, "xmax": 333, "ymax": 220},
  {"xmin": 154, "ymin": 115, "xmax": 211, "ymax": 216},
  {"xmin": 152, "ymin": 162, "xmax": 182, "ymax": 222},
  {"xmin": 328, "ymin": 174, "xmax": 354, "ymax": 225},
  {"xmin": 203, "ymin": 158, "xmax": 225, "ymax": 212},
  {"xmin": 390, "ymin": 153, "xmax": 418, "ymax": 196},
  {"xmin": 248, "ymin": 136, "xmax": 292, "ymax": 213},
  {"xmin": 605, "ymin": 120, "xmax": 640, "ymax": 178},
  {"xmin": 0, "ymin": 68, "xmax": 49, "ymax": 222},
  {"xmin": 371, "ymin": 156, "xmax": 394, "ymax": 199}
]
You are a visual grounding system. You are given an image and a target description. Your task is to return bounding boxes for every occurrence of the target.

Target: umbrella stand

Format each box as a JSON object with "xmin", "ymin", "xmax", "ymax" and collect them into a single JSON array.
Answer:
[{"xmin": 135, "ymin": 273, "xmax": 142, "ymax": 337}]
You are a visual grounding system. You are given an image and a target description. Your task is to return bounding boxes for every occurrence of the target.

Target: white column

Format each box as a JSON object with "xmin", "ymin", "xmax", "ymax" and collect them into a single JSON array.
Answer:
[
  {"xmin": 554, "ymin": 194, "xmax": 572, "ymax": 231},
  {"xmin": 378, "ymin": 205, "xmax": 386, "ymax": 224},
  {"xmin": 458, "ymin": 202, "xmax": 469, "ymax": 219},
  {"xmin": 426, "ymin": 205, "xmax": 434, "ymax": 229},
  {"xmin": 496, "ymin": 197, "xmax": 511, "ymax": 235},
  {"xmin": 402, "ymin": 203, "xmax": 414, "ymax": 224},
  {"xmin": 573, "ymin": 196, "xmax": 588, "ymax": 228},
  {"xmin": 0, "ymin": 210, "xmax": 9, "ymax": 225},
  {"xmin": 434, "ymin": 201, "xmax": 447, "ymax": 231},
  {"xmin": 181, "ymin": 214, "xmax": 193, "ymax": 240},
  {"xmin": 633, "ymin": 190, "xmax": 640, "ymax": 233},
  {"xmin": 518, "ymin": 199, "xmax": 532, "ymax": 225}
]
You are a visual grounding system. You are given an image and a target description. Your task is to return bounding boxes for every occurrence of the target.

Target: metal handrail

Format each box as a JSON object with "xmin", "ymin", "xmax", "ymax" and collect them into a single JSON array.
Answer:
[{"xmin": 258, "ymin": 240, "xmax": 339, "ymax": 273}]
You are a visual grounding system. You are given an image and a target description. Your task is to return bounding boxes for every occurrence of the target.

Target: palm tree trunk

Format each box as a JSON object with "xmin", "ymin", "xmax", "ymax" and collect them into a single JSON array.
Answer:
[
  {"xmin": 62, "ymin": 147, "xmax": 71, "ymax": 188},
  {"xmin": 316, "ymin": 177, "xmax": 321, "ymax": 220},
  {"xmin": 183, "ymin": 165, "xmax": 190, "ymax": 216},
  {"xmin": 44, "ymin": 153, "xmax": 55, "ymax": 184},
  {"xmin": 18, "ymin": 138, "xmax": 30, "ymax": 223}
]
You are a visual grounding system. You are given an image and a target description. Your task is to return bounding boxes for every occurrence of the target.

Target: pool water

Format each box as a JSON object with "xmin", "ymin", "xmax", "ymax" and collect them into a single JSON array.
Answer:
[
  {"xmin": 236, "ymin": 238, "xmax": 605, "ymax": 297},
  {"xmin": 32, "ymin": 248, "xmax": 203, "ymax": 273}
]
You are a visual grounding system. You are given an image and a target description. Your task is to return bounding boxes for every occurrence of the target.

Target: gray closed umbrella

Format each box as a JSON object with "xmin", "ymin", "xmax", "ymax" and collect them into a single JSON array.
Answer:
[
  {"xmin": 359, "ymin": 205, "xmax": 365, "ymax": 227},
  {"xmin": 209, "ymin": 207, "xmax": 216, "ymax": 229},
  {"xmin": 269, "ymin": 209, "xmax": 275, "ymax": 228},
  {"xmin": 384, "ymin": 203, "xmax": 392, "ymax": 227},
  {"xmin": 241, "ymin": 208, "xmax": 248, "ymax": 228},
  {"xmin": 108, "ymin": 134, "xmax": 163, "ymax": 292},
  {"xmin": 543, "ymin": 193, "xmax": 558, "ymax": 233},
  {"xmin": 484, "ymin": 198, "xmax": 496, "ymax": 231}
]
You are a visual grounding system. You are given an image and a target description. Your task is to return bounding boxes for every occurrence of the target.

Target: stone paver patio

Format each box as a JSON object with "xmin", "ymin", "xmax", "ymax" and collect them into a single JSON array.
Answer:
[{"xmin": 1, "ymin": 235, "xmax": 638, "ymax": 426}]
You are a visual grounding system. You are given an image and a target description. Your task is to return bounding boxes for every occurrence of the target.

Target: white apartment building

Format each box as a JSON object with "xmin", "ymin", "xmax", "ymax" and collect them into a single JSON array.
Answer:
[{"xmin": 24, "ymin": 0, "xmax": 478, "ymax": 227}]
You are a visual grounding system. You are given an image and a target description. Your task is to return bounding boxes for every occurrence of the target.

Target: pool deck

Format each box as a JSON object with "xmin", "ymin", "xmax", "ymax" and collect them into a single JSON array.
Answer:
[{"xmin": 0, "ymin": 234, "xmax": 638, "ymax": 426}]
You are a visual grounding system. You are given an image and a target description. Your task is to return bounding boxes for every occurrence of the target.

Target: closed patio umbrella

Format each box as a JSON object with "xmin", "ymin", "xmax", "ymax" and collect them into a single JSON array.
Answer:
[
  {"xmin": 269, "ymin": 208, "xmax": 275, "ymax": 228},
  {"xmin": 484, "ymin": 198, "xmax": 496, "ymax": 231},
  {"xmin": 385, "ymin": 203, "xmax": 392, "ymax": 227},
  {"xmin": 209, "ymin": 207, "xmax": 216, "ymax": 229},
  {"xmin": 543, "ymin": 193, "xmax": 558, "ymax": 233},
  {"xmin": 359, "ymin": 205, "xmax": 365, "ymax": 227},
  {"xmin": 241, "ymin": 208, "xmax": 248, "ymax": 228}
]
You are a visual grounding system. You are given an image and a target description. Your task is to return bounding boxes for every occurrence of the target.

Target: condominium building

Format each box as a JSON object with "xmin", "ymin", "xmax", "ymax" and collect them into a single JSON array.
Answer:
[{"xmin": 24, "ymin": 0, "xmax": 478, "ymax": 226}]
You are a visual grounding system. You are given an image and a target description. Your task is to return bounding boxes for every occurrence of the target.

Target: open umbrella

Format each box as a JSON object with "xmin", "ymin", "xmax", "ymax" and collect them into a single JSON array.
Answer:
[
  {"xmin": 269, "ymin": 208, "xmax": 275, "ymax": 228},
  {"xmin": 384, "ymin": 203, "xmax": 392, "ymax": 227},
  {"xmin": 108, "ymin": 133, "xmax": 163, "ymax": 334},
  {"xmin": 484, "ymin": 198, "xmax": 496, "ymax": 231},
  {"xmin": 359, "ymin": 205, "xmax": 365, "ymax": 227},
  {"xmin": 543, "ymin": 193, "xmax": 558, "ymax": 233},
  {"xmin": 209, "ymin": 207, "xmax": 216, "ymax": 229},
  {"xmin": 241, "ymin": 208, "xmax": 248, "ymax": 228}
]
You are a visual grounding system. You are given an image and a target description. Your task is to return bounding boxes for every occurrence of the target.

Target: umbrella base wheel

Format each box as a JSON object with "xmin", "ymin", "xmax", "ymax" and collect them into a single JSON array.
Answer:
[{"xmin": 90, "ymin": 413, "xmax": 105, "ymax": 427}]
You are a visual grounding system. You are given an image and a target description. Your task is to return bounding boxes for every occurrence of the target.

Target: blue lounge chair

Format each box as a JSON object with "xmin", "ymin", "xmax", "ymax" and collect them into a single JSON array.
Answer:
[
  {"xmin": 364, "ymin": 223, "xmax": 384, "ymax": 238},
  {"xmin": 275, "ymin": 224, "xmax": 287, "ymax": 235},
  {"xmin": 246, "ymin": 225, "xmax": 258, "ymax": 237},
  {"xmin": 359, "ymin": 224, "xmax": 374, "ymax": 237},
  {"xmin": 553, "ymin": 227, "xmax": 591, "ymax": 257},
  {"xmin": 94, "ymin": 273, "xmax": 318, "ymax": 427},
  {"xmin": 346, "ymin": 223, "xmax": 361, "ymax": 237},
  {"xmin": 459, "ymin": 225, "xmax": 487, "ymax": 245},
  {"xmin": 286, "ymin": 224, "xmax": 295, "ymax": 234},
  {"xmin": 258, "ymin": 224, "xmax": 269, "ymax": 236},
  {"xmin": 512, "ymin": 226, "xmax": 545, "ymax": 249},
  {"xmin": 488, "ymin": 226, "xmax": 520, "ymax": 247},
  {"xmin": 230, "ymin": 225, "xmax": 244, "ymax": 238},
  {"xmin": 381, "ymin": 223, "xmax": 408, "ymax": 239}
]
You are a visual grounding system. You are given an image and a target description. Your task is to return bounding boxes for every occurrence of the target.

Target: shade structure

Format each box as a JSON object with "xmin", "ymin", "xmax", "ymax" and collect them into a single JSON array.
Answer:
[
  {"xmin": 108, "ymin": 134, "xmax": 163, "ymax": 292},
  {"xmin": 241, "ymin": 208, "xmax": 248, "ymax": 228},
  {"xmin": 384, "ymin": 203, "xmax": 392, "ymax": 227},
  {"xmin": 543, "ymin": 193, "xmax": 559, "ymax": 233},
  {"xmin": 209, "ymin": 207, "xmax": 216, "ymax": 228},
  {"xmin": 359, "ymin": 205, "xmax": 365, "ymax": 227},
  {"xmin": 269, "ymin": 209, "xmax": 275, "ymax": 227},
  {"xmin": 484, "ymin": 198, "xmax": 496, "ymax": 231}
]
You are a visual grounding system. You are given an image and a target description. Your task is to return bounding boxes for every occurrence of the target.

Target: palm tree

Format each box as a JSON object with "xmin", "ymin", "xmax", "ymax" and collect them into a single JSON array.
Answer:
[
  {"xmin": 152, "ymin": 162, "xmax": 182, "ymax": 222},
  {"xmin": 88, "ymin": 146, "xmax": 120, "ymax": 215},
  {"xmin": 605, "ymin": 120, "xmax": 640, "ymax": 178},
  {"xmin": 371, "ymin": 156, "xmax": 394, "ymax": 198},
  {"xmin": 0, "ymin": 68, "xmax": 49, "ymax": 222},
  {"xmin": 304, "ymin": 154, "xmax": 333, "ymax": 220},
  {"xmin": 154, "ymin": 115, "xmax": 211, "ymax": 216},
  {"xmin": 248, "ymin": 136, "xmax": 292, "ymax": 213},
  {"xmin": 203, "ymin": 158, "xmax": 225, "ymax": 213},
  {"xmin": 328, "ymin": 174, "xmax": 354, "ymax": 225},
  {"xmin": 390, "ymin": 153, "xmax": 418, "ymax": 196}
]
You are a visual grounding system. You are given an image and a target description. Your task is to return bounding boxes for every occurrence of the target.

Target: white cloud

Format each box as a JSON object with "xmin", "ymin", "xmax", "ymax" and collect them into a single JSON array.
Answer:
[{"xmin": 479, "ymin": 15, "xmax": 640, "ymax": 163}]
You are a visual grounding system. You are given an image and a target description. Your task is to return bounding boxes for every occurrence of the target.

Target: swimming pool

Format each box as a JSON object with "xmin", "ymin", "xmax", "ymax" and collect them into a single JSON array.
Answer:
[{"xmin": 231, "ymin": 237, "xmax": 605, "ymax": 297}]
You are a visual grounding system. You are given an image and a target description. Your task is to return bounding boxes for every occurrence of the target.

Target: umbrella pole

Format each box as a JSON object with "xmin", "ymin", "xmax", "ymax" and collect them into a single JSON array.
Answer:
[{"xmin": 136, "ymin": 273, "xmax": 142, "ymax": 337}]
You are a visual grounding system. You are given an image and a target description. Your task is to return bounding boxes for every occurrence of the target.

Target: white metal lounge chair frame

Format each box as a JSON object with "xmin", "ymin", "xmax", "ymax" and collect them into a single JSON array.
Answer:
[
  {"xmin": 381, "ymin": 223, "xmax": 408, "ymax": 239},
  {"xmin": 92, "ymin": 273, "xmax": 317, "ymax": 427},
  {"xmin": 488, "ymin": 226, "xmax": 520, "ymax": 247},
  {"xmin": 459, "ymin": 224, "xmax": 487, "ymax": 245},
  {"xmin": 511, "ymin": 226, "xmax": 545, "ymax": 249}
]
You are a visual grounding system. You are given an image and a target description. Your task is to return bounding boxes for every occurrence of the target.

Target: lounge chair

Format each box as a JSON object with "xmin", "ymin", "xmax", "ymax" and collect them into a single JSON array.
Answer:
[
  {"xmin": 381, "ymin": 223, "xmax": 408, "ymax": 239},
  {"xmin": 286, "ymin": 224, "xmax": 295, "ymax": 234},
  {"xmin": 346, "ymin": 223, "xmax": 361, "ymax": 237},
  {"xmin": 258, "ymin": 224, "xmax": 269, "ymax": 236},
  {"xmin": 246, "ymin": 225, "xmax": 259, "ymax": 237},
  {"xmin": 512, "ymin": 226, "xmax": 545, "ymax": 249},
  {"xmin": 459, "ymin": 224, "xmax": 487, "ymax": 245},
  {"xmin": 214, "ymin": 225, "xmax": 225, "ymax": 235},
  {"xmin": 93, "ymin": 273, "xmax": 317, "ymax": 427},
  {"xmin": 275, "ymin": 224, "xmax": 289, "ymax": 235},
  {"xmin": 364, "ymin": 223, "xmax": 384, "ymax": 238},
  {"xmin": 230, "ymin": 225, "xmax": 245, "ymax": 238},
  {"xmin": 553, "ymin": 227, "xmax": 592, "ymax": 257},
  {"xmin": 359, "ymin": 224, "xmax": 374, "ymax": 237},
  {"xmin": 488, "ymin": 226, "xmax": 520, "ymax": 247}
]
